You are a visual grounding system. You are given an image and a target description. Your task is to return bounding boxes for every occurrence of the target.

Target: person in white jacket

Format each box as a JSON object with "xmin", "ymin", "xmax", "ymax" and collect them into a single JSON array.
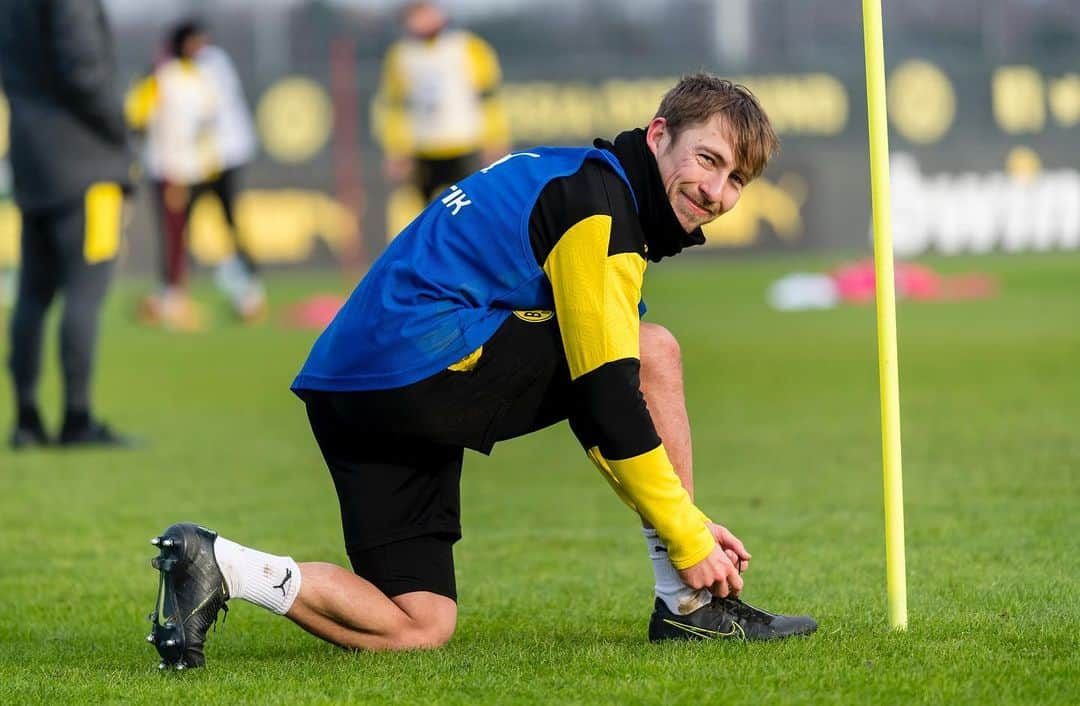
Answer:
[{"xmin": 127, "ymin": 20, "xmax": 265, "ymax": 330}]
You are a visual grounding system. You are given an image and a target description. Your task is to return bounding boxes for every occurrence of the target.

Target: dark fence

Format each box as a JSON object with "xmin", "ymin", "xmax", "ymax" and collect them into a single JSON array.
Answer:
[{"xmin": 1, "ymin": 0, "xmax": 1077, "ymax": 271}]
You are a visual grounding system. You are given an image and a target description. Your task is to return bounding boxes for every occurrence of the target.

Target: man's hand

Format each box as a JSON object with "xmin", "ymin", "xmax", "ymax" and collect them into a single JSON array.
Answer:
[
  {"xmin": 707, "ymin": 522, "xmax": 751, "ymax": 574},
  {"xmin": 676, "ymin": 523, "xmax": 751, "ymax": 597},
  {"xmin": 678, "ymin": 545, "xmax": 744, "ymax": 597}
]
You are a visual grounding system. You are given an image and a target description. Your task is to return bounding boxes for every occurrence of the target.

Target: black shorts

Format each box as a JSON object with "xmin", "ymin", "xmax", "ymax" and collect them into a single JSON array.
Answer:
[
  {"xmin": 415, "ymin": 153, "xmax": 479, "ymax": 203},
  {"xmin": 300, "ymin": 312, "xmax": 572, "ymax": 600}
]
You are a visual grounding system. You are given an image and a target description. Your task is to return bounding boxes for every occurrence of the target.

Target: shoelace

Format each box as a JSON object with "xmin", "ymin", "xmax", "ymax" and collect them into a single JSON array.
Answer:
[
  {"xmin": 213, "ymin": 602, "xmax": 228, "ymax": 631},
  {"xmin": 187, "ymin": 584, "xmax": 229, "ymax": 633},
  {"xmin": 717, "ymin": 596, "xmax": 771, "ymax": 623},
  {"xmin": 203, "ymin": 582, "xmax": 230, "ymax": 632}
]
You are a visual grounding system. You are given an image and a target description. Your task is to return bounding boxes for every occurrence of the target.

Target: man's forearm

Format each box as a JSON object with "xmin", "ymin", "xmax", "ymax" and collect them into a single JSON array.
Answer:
[{"xmin": 639, "ymin": 322, "xmax": 695, "ymax": 510}]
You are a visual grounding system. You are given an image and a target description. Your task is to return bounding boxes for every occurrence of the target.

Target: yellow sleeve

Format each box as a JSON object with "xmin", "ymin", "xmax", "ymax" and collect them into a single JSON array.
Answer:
[
  {"xmin": 586, "ymin": 446, "xmax": 714, "ymax": 570},
  {"xmin": 124, "ymin": 74, "xmax": 158, "ymax": 131},
  {"xmin": 542, "ymin": 214, "xmax": 641, "ymax": 379},
  {"xmin": 371, "ymin": 43, "xmax": 413, "ymax": 157},
  {"xmin": 541, "ymin": 213, "xmax": 714, "ymax": 569}
]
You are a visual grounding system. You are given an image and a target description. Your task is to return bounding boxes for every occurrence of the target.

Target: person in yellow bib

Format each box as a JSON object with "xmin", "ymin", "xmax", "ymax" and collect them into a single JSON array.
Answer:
[
  {"xmin": 373, "ymin": 1, "xmax": 510, "ymax": 204},
  {"xmin": 0, "ymin": 0, "xmax": 135, "ymax": 449}
]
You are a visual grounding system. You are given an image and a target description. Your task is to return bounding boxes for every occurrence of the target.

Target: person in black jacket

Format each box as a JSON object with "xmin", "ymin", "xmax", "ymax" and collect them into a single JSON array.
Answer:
[{"xmin": 0, "ymin": 0, "xmax": 134, "ymax": 448}]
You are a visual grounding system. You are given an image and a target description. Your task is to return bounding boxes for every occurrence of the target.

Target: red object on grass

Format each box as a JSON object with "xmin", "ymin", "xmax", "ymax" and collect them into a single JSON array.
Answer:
[
  {"xmin": 283, "ymin": 294, "xmax": 345, "ymax": 330},
  {"xmin": 830, "ymin": 260, "xmax": 997, "ymax": 303}
]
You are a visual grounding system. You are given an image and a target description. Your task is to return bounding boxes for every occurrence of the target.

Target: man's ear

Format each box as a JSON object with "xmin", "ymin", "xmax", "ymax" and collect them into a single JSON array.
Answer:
[{"xmin": 645, "ymin": 117, "xmax": 668, "ymax": 156}]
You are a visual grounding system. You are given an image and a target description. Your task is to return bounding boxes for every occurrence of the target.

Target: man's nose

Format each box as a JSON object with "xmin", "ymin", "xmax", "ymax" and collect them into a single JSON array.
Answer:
[{"xmin": 700, "ymin": 173, "xmax": 728, "ymax": 204}]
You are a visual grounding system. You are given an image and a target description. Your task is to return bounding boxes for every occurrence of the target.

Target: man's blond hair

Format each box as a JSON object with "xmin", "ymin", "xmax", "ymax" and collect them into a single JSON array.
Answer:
[{"xmin": 655, "ymin": 74, "xmax": 779, "ymax": 180}]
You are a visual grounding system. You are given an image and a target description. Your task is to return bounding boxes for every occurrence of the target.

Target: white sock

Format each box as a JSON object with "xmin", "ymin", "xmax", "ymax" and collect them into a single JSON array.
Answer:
[
  {"xmin": 213, "ymin": 536, "xmax": 302, "ymax": 615},
  {"xmin": 643, "ymin": 527, "xmax": 712, "ymax": 615}
]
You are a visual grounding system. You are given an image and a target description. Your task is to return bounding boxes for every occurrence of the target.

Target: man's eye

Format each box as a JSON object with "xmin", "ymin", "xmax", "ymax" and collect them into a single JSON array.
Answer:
[
  {"xmin": 731, "ymin": 173, "xmax": 745, "ymax": 187},
  {"xmin": 698, "ymin": 154, "xmax": 715, "ymax": 167}
]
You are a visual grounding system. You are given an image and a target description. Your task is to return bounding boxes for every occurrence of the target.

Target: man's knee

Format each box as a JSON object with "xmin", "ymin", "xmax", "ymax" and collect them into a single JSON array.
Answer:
[
  {"xmin": 640, "ymin": 323, "xmax": 682, "ymax": 376},
  {"xmin": 391, "ymin": 592, "xmax": 457, "ymax": 649},
  {"xmin": 397, "ymin": 617, "xmax": 456, "ymax": 649}
]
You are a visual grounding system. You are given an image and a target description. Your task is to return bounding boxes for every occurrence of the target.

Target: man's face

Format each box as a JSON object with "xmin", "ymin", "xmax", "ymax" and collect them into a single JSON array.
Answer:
[
  {"xmin": 182, "ymin": 32, "xmax": 209, "ymax": 58},
  {"xmin": 646, "ymin": 115, "xmax": 748, "ymax": 233},
  {"xmin": 405, "ymin": 4, "xmax": 447, "ymax": 39}
]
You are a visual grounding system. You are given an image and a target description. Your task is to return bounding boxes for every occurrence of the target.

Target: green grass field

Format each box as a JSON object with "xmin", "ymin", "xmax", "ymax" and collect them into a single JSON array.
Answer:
[{"xmin": 1, "ymin": 252, "xmax": 1077, "ymax": 705}]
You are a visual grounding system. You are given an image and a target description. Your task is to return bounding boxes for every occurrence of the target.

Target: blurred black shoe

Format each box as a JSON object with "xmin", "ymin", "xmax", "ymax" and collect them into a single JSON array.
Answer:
[
  {"xmin": 58, "ymin": 419, "xmax": 137, "ymax": 448},
  {"xmin": 648, "ymin": 595, "xmax": 817, "ymax": 642},
  {"xmin": 9, "ymin": 424, "xmax": 50, "ymax": 450}
]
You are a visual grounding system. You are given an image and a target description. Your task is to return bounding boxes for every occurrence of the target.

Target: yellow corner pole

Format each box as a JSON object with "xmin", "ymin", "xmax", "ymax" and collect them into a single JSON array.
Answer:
[{"xmin": 861, "ymin": 0, "xmax": 908, "ymax": 630}]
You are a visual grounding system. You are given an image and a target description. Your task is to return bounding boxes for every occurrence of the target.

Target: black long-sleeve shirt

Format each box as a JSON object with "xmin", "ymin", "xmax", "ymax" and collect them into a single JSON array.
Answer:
[{"xmin": 0, "ymin": 0, "xmax": 131, "ymax": 211}]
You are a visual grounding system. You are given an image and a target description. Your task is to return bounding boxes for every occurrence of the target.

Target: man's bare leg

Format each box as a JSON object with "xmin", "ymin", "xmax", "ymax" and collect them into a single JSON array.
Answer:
[
  {"xmin": 149, "ymin": 523, "xmax": 459, "ymax": 670},
  {"xmin": 213, "ymin": 534, "xmax": 457, "ymax": 651},
  {"xmin": 286, "ymin": 562, "xmax": 456, "ymax": 651}
]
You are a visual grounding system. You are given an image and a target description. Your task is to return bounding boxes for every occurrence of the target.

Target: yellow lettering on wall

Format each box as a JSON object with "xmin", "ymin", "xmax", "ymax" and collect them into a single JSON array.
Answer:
[
  {"xmin": 562, "ymin": 84, "xmax": 603, "ymax": 138},
  {"xmin": 888, "ymin": 60, "xmax": 956, "ymax": 144},
  {"xmin": 700, "ymin": 172, "xmax": 806, "ymax": 248},
  {"xmin": 726, "ymin": 74, "xmax": 848, "ymax": 136},
  {"xmin": 1048, "ymin": 73, "xmax": 1080, "ymax": 127},
  {"xmin": 189, "ymin": 189, "xmax": 357, "ymax": 264},
  {"xmin": 751, "ymin": 77, "xmax": 803, "ymax": 132},
  {"xmin": 1004, "ymin": 146, "xmax": 1042, "ymax": 181},
  {"xmin": 503, "ymin": 82, "xmax": 568, "ymax": 142},
  {"xmin": 503, "ymin": 74, "xmax": 848, "ymax": 141},
  {"xmin": 993, "ymin": 66, "xmax": 1046, "ymax": 134},
  {"xmin": 804, "ymin": 74, "xmax": 850, "ymax": 135},
  {"xmin": 599, "ymin": 79, "xmax": 671, "ymax": 135},
  {"xmin": 701, "ymin": 196, "xmax": 757, "ymax": 246},
  {"xmin": 256, "ymin": 78, "xmax": 333, "ymax": 164},
  {"xmin": 386, "ymin": 185, "xmax": 426, "ymax": 242},
  {"xmin": 188, "ymin": 194, "xmax": 231, "ymax": 262}
]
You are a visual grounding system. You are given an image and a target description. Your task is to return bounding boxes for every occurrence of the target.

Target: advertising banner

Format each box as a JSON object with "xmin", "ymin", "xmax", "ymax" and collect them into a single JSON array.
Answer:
[{"xmin": 0, "ymin": 14, "xmax": 1076, "ymax": 273}]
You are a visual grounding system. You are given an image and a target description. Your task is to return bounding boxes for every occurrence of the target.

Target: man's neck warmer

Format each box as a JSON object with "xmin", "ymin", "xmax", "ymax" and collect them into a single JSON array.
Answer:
[{"xmin": 594, "ymin": 128, "xmax": 706, "ymax": 262}]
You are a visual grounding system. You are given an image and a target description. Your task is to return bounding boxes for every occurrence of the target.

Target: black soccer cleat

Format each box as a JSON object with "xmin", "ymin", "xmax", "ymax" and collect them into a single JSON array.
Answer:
[
  {"xmin": 59, "ymin": 420, "xmax": 138, "ymax": 448},
  {"xmin": 146, "ymin": 523, "xmax": 229, "ymax": 670},
  {"xmin": 648, "ymin": 595, "xmax": 817, "ymax": 642},
  {"xmin": 9, "ymin": 424, "xmax": 50, "ymax": 450}
]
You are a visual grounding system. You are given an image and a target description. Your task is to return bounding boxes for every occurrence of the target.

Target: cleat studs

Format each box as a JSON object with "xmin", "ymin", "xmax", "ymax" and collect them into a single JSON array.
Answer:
[
  {"xmin": 164, "ymin": 639, "xmax": 176, "ymax": 647},
  {"xmin": 150, "ymin": 537, "xmax": 161, "ymax": 546},
  {"xmin": 158, "ymin": 662, "xmax": 167, "ymax": 670},
  {"xmin": 176, "ymin": 663, "xmax": 185, "ymax": 671},
  {"xmin": 146, "ymin": 634, "xmax": 155, "ymax": 643},
  {"xmin": 161, "ymin": 538, "xmax": 176, "ymax": 548}
]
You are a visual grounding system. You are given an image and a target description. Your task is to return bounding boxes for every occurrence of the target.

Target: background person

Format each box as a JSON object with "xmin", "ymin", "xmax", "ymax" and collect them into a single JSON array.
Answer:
[
  {"xmin": 146, "ymin": 75, "xmax": 816, "ymax": 670},
  {"xmin": 372, "ymin": 0, "xmax": 510, "ymax": 205},
  {"xmin": 0, "ymin": 0, "xmax": 135, "ymax": 448},
  {"xmin": 126, "ymin": 20, "xmax": 265, "ymax": 331},
  {"xmin": 126, "ymin": 23, "xmax": 217, "ymax": 332}
]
